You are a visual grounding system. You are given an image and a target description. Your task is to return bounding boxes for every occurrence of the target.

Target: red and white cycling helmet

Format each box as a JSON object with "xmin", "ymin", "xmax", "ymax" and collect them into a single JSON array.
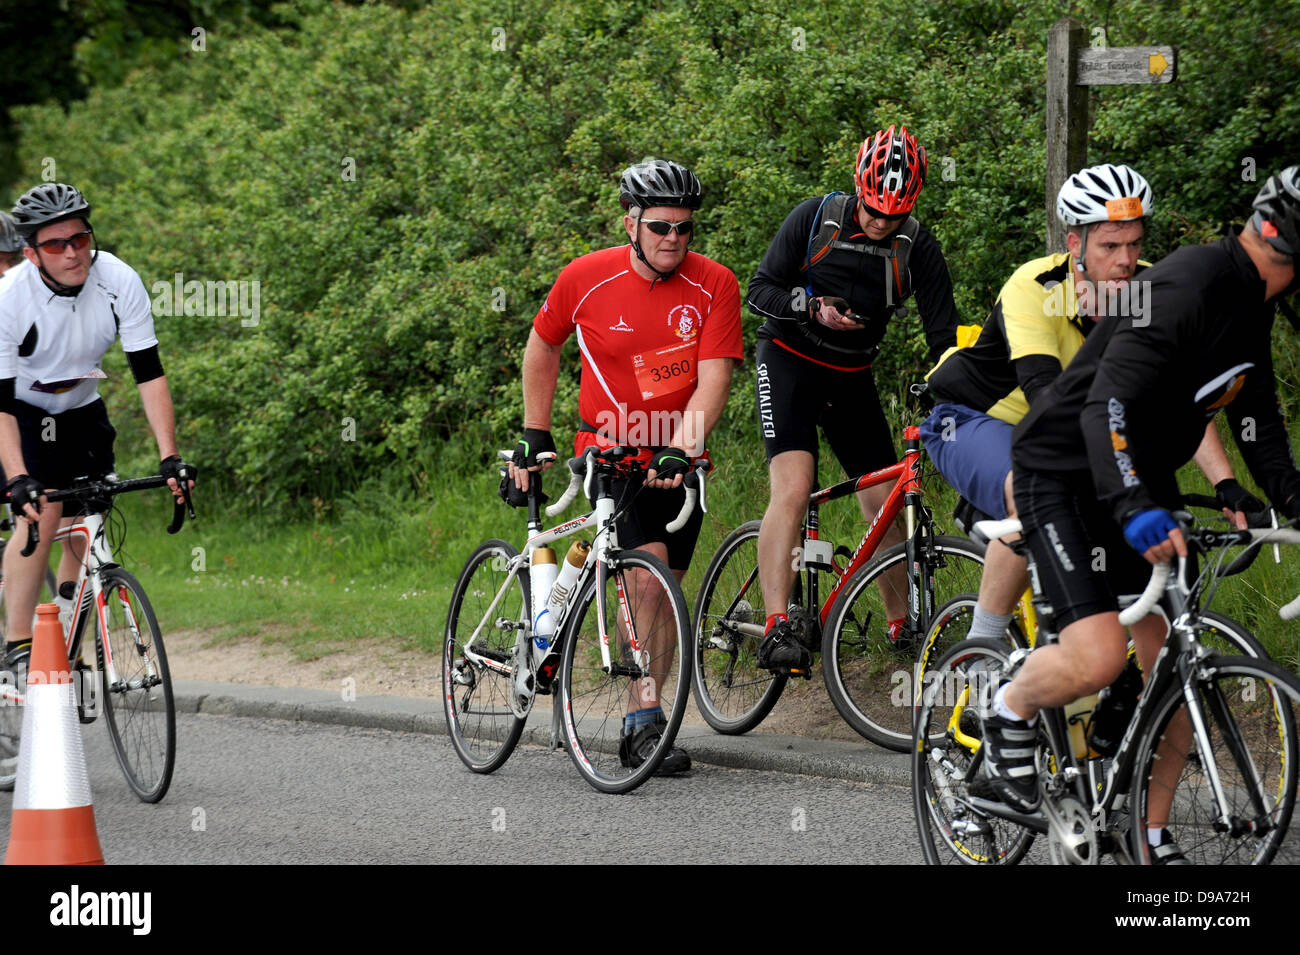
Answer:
[{"xmin": 854, "ymin": 125, "xmax": 927, "ymax": 217}]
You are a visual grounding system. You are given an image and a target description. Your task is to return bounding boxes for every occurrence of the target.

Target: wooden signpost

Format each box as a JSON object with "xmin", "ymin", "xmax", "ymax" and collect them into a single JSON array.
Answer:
[{"xmin": 1045, "ymin": 18, "xmax": 1177, "ymax": 252}]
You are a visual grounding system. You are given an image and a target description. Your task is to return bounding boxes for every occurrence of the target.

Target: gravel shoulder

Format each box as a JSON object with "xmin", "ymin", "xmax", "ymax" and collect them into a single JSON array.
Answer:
[{"xmin": 165, "ymin": 629, "xmax": 865, "ymax": 740}]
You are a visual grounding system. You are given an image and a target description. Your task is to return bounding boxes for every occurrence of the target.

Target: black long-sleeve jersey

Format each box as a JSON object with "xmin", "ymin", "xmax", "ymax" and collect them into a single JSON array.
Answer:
[
  {"xmin": 747, "ymin": 196, "xmax": 959, "ymax": 366},
  {"xmin": 1013, "ymin": 230, "xmax": 1300, "ymax": 524}
]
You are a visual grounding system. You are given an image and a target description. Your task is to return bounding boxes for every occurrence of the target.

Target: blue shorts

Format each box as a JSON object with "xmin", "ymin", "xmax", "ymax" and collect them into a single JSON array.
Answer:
[{"xmin": 919, "ymin": 402, "xmax": 1014, "ymax": 520}]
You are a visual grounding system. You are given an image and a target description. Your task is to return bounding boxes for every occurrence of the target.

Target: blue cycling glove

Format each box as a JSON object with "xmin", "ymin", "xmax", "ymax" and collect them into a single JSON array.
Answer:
[{"xmin": 1123, "ymin": 508, "xmax": 1178, "ymax": 553}]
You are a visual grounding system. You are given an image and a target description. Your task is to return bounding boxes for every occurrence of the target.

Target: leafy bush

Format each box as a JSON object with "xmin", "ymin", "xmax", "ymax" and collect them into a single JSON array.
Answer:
[{"xmin": 8, "ymin": 0, "xmax": 1298, "ymax": 509}]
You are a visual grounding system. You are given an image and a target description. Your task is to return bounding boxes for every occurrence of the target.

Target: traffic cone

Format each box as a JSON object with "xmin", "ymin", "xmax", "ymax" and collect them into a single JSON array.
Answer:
[{"xmin": 4, "ymin": 603, "xmax": 104, "ymax": 864}]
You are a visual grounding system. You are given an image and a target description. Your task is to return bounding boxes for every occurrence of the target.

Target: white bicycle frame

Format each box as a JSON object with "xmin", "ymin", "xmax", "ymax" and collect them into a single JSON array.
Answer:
[
  {"xmin": 458, "ymin": 447, "xmax": 704, "ymax": 693},
  {"xmin": 53, "ymin": 512, "xmax": 151, "ymax": 701},
  {"xmin": 458, "ymin": 479, "xmax": 634, "ymax": 686}
]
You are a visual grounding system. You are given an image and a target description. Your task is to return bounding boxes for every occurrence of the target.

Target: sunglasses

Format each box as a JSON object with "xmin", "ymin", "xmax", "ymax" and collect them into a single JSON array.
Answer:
[
  {"xmin": 640, "ymin": 217, "xmax": 695, "ymax": 237},
  {"xmin": 34, "ymin": 230, "xmax": 93, "ymax": 253},
  {"xmin": 859, "ymin": 207, "xmax": 909, "ymax": 223}
]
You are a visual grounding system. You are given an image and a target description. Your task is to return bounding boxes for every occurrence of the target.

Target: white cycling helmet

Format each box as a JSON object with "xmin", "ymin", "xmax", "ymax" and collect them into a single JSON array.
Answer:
[{"xmin": 1056, "ymin": 163, "xmax": 1153, "ymax": 226}]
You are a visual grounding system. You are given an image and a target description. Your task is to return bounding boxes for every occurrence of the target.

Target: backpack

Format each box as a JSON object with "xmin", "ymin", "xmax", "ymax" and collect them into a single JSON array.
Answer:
[{"xmin": 801, "ymin": 192, "xmax": 921, "ymax": 318}]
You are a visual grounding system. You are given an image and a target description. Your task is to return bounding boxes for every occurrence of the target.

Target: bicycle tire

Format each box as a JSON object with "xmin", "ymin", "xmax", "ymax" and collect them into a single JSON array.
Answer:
[
  {"xmin": 0, "ymin": 642, "xmax": 28, "ymax": 791},
  {"xmin": 691, "ymin": 520, "xmax": 787, "ymax": 734},
  {"xmin": 913, "ymin": 637, "xmax": 1036, "ymax": 865},
  {"xmin": 560, "ymin": 548, "xmax": 691, "ymax": 794},
  {"xmin": 98, "ymin": 567, "xmax": 175, "ymax": 803},
  {"xmin": 442, "ymin": 540, "xmax": 529, "ymax": 775},
  {"xmin": 822, "ymin": 536, "xmax": 987, "ymax": 750},
  {"xmin": 1129, "ymin": 653, "xmax": 1300, "ymax": 865}
]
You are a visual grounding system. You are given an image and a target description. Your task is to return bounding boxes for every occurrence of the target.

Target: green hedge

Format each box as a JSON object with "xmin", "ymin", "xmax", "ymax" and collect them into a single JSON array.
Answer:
[{"xmin": 9, "ymin": 0, "xmax": 1299, "ymax": 509}]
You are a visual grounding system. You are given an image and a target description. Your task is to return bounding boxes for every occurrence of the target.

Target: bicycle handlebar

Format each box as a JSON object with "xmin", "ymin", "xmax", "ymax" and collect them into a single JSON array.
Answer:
[
  {"xmin": 1119, "ymin": 526, "xmax": 1300, "ymax": 624},
  {"xmin": 975, "ymin": 518, "xmax": 1300, "ymax": 623},
  {"xmin": 544, "ymin": 448, "xmax": 707, "ymax": 531},
  {"xmin": 12, "ymin": 473, "xmax": 196, "ymax": 556},
  {"xmin": 1117, "ymin": 563, "xmax": 1171, "ymax": 626}
]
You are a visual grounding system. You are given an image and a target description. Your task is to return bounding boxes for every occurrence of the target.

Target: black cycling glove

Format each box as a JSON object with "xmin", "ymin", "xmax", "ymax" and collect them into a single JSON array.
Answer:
[
  {"xmin": 649, "ymin": 447, "xmax": 690, "ymax": 480},
  {"xmin": 513, "ymin": 428, "xmax": 555, "ymax": 471},
  {"xmin": 5, "ymin": 474, "xmax": 42, "ymax": 517},
  {"xmin": 1283, "ymin": 495, "xmax": 1300, "ymax": 524},
  {"xmin": 1214, "ymin": 478, "xmax": 1267, "ymax": 523},
  {"xmin": 161, "ymin": 454, "xmax": 197, "ymax": 487}
]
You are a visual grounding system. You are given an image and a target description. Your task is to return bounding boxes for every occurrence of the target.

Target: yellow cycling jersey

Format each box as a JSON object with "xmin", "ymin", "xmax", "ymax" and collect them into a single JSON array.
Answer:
[{"xmin": 925, "ymin": 252, "xmax": 1149, "ymax": 425}]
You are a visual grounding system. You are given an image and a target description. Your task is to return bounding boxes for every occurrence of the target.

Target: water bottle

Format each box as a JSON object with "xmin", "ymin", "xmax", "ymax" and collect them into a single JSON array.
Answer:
[
  {"xmin": 55, "ymin": 580, "xmax": 77, "ymax": 638},
  {"xmin": 545, "ymin": 540, "xmax": 589, "ymax": 618},
  {"xmin": 1064, "ymin": 692, "xmax": 1101, "ymax": 760},
  {"xmin": 1088, "ymin": 657, "xmax": 1144, "ymax": 756},
  {"xmin": 529, "ymin": 547, "xmax": 559, "ymax": 657}
]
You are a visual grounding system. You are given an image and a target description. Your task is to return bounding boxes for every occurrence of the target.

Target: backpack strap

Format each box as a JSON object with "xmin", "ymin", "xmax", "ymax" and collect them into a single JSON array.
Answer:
[
  {"xmin": 802, "ymin": 198, "xmax": 921, "ymax": 318},
  {"xmin": 802, "ymin": 192, "xmax": 852, "ymax": 273}
]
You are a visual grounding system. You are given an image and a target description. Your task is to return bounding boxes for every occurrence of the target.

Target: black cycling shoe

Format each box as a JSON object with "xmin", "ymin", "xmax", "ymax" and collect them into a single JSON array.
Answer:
[
  {"xmin": 619, "ymin": 720, "xmax": 691, "ymax": 776},
  {"xmin": 757, "ymin": 621, "xmax": 811, "ymax": 673},
  {"xmin": 1, "ymin": 641, "xmax": 31, "ymax": 669},
  {"xmin": 1150, "ymin": 829, "xmax": 1190, "ymax": 865},
  {"xmin": 977, "ymin": 707, "xmax": 1040, "ymax": 813},
  {"xmin": 785, "ymin": 605, "xmax": 820, "ymax": 652}
]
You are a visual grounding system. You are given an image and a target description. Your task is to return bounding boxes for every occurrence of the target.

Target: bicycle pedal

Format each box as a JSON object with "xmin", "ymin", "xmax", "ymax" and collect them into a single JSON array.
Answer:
[{"xmin": 783, "ymin": 666, "xmax": 814, "ymax": 680}]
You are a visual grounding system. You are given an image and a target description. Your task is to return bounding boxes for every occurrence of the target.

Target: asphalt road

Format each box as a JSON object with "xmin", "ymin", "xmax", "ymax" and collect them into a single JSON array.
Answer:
[{"xmin": 1, "ymin": 709, "xmax": 922, "ymax": 864}]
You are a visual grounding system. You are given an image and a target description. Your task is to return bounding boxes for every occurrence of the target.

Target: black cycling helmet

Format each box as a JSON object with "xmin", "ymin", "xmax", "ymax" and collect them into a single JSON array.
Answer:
[
  {"xmin": 0, "ymin": 212, "xmax": 22, "ymax": 254},
  {"xmin": 618, "ymin": 160, "xmax": 703, "ymax": 212},
  {"xmin": 1252, "ymin": 165, "xmax": 1300, "ymax": 257},
  {"xmin": 619, "ymin": 160, "xmax": 702, "ymax": 285},
  {"xmin": 11, "ymin": 182, "xmax": 92, "ymax": 240}
]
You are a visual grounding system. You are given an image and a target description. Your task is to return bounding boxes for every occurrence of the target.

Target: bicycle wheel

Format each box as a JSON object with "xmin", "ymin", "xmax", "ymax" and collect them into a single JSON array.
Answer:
[
  {"xmin": 442, "ymin": 540, "xmax": 529, "ymax": 774},
  {"xmin": 913, "ymin": 637, "xmax": 1036, "ymax": 865},
  {"xmin": 823, "ymin": 536, "xmax": 987, "ymax": 750},
  {"xmin": 0, "ymin": 642, "xmax": 27, "ymax": 791},
  {"xmin": 98, "ymin": 567, "xmax": 175, "ymax": 803},
  {"xmin": 1130, "ymin": 654, "xmax": 1300, "ymax": 865},
  {"xmin": 691, "ymin": 520, "xmax": 787, "ymax": 734},
  {"xmin": 560, "ymin": 548, "xmax": 691, "ymax": 794},
  {"xmin": 1197, "ymin": 610, "xmax": 1269, "ymax": 659}
]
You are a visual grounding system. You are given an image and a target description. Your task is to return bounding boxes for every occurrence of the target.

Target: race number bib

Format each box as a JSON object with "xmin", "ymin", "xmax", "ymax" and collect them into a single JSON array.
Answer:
[{"xmin": 632, "ymin": 340, "xmax": 699, "ymax": 400}]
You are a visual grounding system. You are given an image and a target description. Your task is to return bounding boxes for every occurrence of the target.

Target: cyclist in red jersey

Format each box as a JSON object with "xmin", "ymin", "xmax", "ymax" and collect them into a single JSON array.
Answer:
[{"xmin": 512, "ymin": 160, "xmax": 743, "ymax": 773}]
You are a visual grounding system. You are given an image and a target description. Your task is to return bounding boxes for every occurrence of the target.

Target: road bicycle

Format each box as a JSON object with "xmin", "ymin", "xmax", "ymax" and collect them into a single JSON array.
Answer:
[
  {"xmin": 0, "ymin": 474, "xmax": 194, "ymax": 801},
  {"xmin": 913, "ymin": 516, "xmax": 1300, "ymax": 865},
  {"xmin": 692, "ymin": 421, "xmax": 985, "ymax": 749},
  {"xmin": 443, "ymin": 446, "xmax": 701, "ymax": 794}
]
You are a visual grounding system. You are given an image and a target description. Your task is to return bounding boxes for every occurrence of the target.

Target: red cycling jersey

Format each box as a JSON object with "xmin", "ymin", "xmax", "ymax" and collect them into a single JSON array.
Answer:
[{"xmin": 533, "ymin": 245, "xmax": 743, "ymax": 455}]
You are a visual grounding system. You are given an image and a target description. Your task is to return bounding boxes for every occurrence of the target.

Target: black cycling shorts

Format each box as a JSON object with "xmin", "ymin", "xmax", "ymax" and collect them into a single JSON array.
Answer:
[
  {"xmin": 754, "ymin": 336, "xmax": 895, "ymax": 476},
  {"xmin": 6, "ymin": 398, "xmax": 116, "ymax": 511},
  {"xmin": 1012, "ymin": 465, "xmax": 1156, "ymax": 632},
  {"xmin": 597, "ymin": 473, "xmax": 704, "ymax": 573}
]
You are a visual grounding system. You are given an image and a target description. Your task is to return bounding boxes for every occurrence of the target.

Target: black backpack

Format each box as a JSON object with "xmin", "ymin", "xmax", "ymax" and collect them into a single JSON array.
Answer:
[{"xmin": 801, "ymin": 192, "xmax": 920, "ymax": 318}]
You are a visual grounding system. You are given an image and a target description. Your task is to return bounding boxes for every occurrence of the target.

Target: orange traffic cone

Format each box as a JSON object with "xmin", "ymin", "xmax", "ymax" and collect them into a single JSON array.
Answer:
[{"xmin": 4, "ymin": 603, "xmax": 104, "ymax": 864}]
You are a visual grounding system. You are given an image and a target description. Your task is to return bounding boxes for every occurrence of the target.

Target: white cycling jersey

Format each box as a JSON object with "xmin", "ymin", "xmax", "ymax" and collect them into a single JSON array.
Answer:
[{"xmin": 0, "ymin": 251, "xmax": 158, "ymax": 415}]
